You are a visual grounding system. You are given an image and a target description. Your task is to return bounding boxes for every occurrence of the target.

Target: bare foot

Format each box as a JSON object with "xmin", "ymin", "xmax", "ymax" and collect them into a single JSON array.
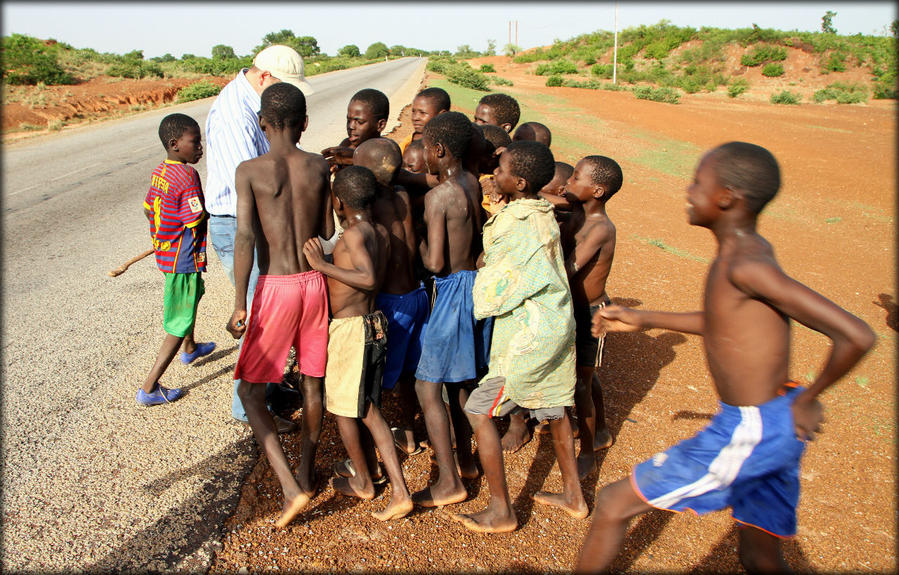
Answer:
[
  {"xmin": 500, "ymin": 424, "xmax": 531, "ymax": 454},
  {"xmin": 577, "ymin": 451, "xmax": 598, "ymax": 480},
  {"xmin": 533, "ymin": 491, "xmax": 589, "ymax": 519},
  {"xmin": 412, "ymin": 483, "xmax": 468, "ymax": 507},
  {"xmin": 534, "ymin": 420, "xmax": 551, "ymax": 435},
  {"xmin": 391, "ymin": 426, "xmax": 424, "ymax": 455},
  {"xmin": 451, "ymin": 508, "xmax": 517, "ymax": 533},
  {"xmin": 331, "ymin": 476, "xmax": 375, "ymax": 500},
  {"xmin": 459, "ymin": 460, "xmax": 480, "ymax": 480},
  {"xmin": 274, "ymin": 493, "xmax": 310, "ymax": 528},
  {"xmin": 594, "ymin": 427, "xmax": 613, "ymax": 450},
  {"xmin": 372, "ymin": 496, "xmax": 414, "ymax": 521}
]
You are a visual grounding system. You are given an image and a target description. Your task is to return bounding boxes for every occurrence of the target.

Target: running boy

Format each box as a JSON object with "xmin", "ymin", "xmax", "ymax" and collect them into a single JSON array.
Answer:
[
  {"xmin": 226, "ymin": 83, "xmax": 333, "ymax": 528},
  {"xmin": 399, "ymin": 87, "xmax": 451, "ymax": 152},
  {"xmin": 455, "ymin": 140, "xmax": 586, "ymax": 534},
  {"xmin": 561, "ymin": 156, "xmax": 621, "ymax": 479},
  {"xmin": 576, "ymin": 142, "xmax": 875, "ymax": 572},
  {"xmin": 414, "ymin": 111, "xmax": 490, "ymax": 508},
  {"xmin": 303, "ymin": 166, "xmax": 414, "ymax": 521},
  {"xmin": 138, "ymin": 113, "xmax": 215, "ymax": 406}
]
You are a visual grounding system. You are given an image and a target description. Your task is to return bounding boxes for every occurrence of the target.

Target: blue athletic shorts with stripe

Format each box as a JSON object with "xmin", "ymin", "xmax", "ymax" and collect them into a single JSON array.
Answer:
[
  {"xmin": 414, "ymin": 270, "xmax": 493, "ymax": 384},
  {"xmin": 632, "ymin": 383, "xmax": 807, "ymax": 538},
  {"xmin": 376, "ymin": 284, "xmax": 430, "ymax": 390}
]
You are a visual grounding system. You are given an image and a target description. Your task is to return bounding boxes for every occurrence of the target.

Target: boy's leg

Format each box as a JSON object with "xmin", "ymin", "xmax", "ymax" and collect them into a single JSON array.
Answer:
[
  {"xmin": 574, "ymin": 478, "xmax": 652, "ymax": 573},
  {"xmin": 533, "ymin": 411, "xmax": 588, "ymax": 518},
  {"xmin": 359, "ymin": 402, "xmax": 413, "ymax": 521},
  {"xmin": 412, "ymin": 379, "xmax": 467, "ymax": 506},
  {"xmin": 296, "ymin": 374, "xmax": 324, "ymax": 496},
  {"xmin": 391, "ymin": 372, "xmax": 421, "ymax": 454},
  {"xmin": 446, "ymin": 382, "xmax": 479, "ymax": 479},
  {"xmin": 332, "ymin": 415, "xmax": 375, "ymax": 500},
  {"xmin": 574, "ymin": 365, "xmax": 598, "ymax": 478},
  {"xmin": 142, "ymin": 333, "xmax": 185, "ymax": 393},
  {"xmin": 452, "ymin": 411, "xmax": 517, "ymax": 533},
  {"xmin": 501, "ymin": 409, "xmax": 531, "ymax": 454},
  {"xmin": 237, "ymin": 380, "xmax": 308, "ymax": 528},
  {"xmin": 737, "ymin": 525, "xmax": 791, "ymax": 573}
]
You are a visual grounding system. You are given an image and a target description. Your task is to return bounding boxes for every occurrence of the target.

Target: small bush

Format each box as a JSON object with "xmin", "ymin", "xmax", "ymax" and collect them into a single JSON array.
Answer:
[
  {"xmin": 591, "ymin": 63, "xmax": 614, "ymax": 79},
  {"xmin": 479, "ymin": 64, "xmax": 495, "ymax": 73},
  {"xmin": 491, "ymin": 76, "xmax": 514, "ymax": 87},
  {"xmin": 445, "ymin": 63, "xmax": 490, "ymax": 91},
  {"xmin": 633, "ymin": 85, "xmax": 680, "ymax": 104},
  {"xmin": 727, "ymin": 77, "xmax": 750, "ymax": 98},
  {"xmin": 426, "ymin": 57, "xmax": 456, "ymax": 74},
  {"xmin": 535, "ymin": 60, "xmax": 578, "ymax": 76},
  {"xmin": 770, "ymin": 90, "xmax": 801, "ymax": 104},
  {"xmin": 823, "ymin": 51, "xmax": 847, "ymax": 72},
  {"xmin": 741, "ymin": 44, "xmax": 787, "ymax": 66},
  {"xmin": 762, "ymin": 63, "xmax": 785, "ymax": 77},
  {"xmin": 545, "ymin": 75, "xmax": 564, "ymax": 87},
  {"xmin": 812, "ymin": 82, "xmax": 868, "ymax": 103},
  {"xmin": 177, "ymin": 80, "xmax": 222, "ymax": 102},
  {"xmin": 2, "ymin": 33, "xmax": 75, "ymax": 85}
]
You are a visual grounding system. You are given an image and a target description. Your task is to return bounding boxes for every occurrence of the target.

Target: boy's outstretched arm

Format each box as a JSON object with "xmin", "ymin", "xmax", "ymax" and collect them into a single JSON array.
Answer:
[
  {"xmin": 730, "ymin": 259, "xmax": 875, "ymax": 440},
  {"xmin": 592, "ymin": 305, "xmax": 704, "ymax": 338},
  {"xmin": 303, "ymin": 232, "xmax": 377, "ymax": 291},
  {"xmin": 227, "ymin": 165, "xmax": 257, "ymax": 339}
]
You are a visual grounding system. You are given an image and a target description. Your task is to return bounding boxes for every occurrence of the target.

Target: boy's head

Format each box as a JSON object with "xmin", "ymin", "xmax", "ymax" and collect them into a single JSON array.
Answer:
[
  {"xmin": 474, "ymin": 123, "xmax": 512, "ymax": 175},
  {"xmin": 474, "ymin": 93, "xmax": 521, "ymax": 133},
  {"xmin": 494, "ymin": 140, "xmax": 555, "ymax": 197},
  {"xmin": 259, "ymin": 83, "xmax": 308, "ymax": 135},
  {"xmin": 347, "ymin": 88, "xmax": 389, "ymax": 146},
  {"xmin": 158, "ymin": 113, "xmax": 202, "ymax": 164},
  {"xmin": 513, "ymin": 121, "xmax": 552, "ymax": 147},
  {"xmin": 422, "ymin": 111, "xmax": 472, "ymax": 174},
  {"xmin": 403, "ymin": 139, "xmax": 426, "ymax": 173},
  {"xmin": 412, "ymin": 87, "xmax": 451, "ymax": 135},
  {"xmin": 353, "ymin": 137, "xmax": 402, "ymax": 189},
  {"xmin": 333, "ymin": 165, "xmax": 378, "ymax": 211},
  {"xmin": 540, "ymin": 162, "xmax": 574, "ymax": 196},
  {"xmin": 565, "ymin": 156, "xmax": 623, "ymax": 204},
  {"xmin": 703, "ymin": 142, "xmax": 781, "ymax": 216}
]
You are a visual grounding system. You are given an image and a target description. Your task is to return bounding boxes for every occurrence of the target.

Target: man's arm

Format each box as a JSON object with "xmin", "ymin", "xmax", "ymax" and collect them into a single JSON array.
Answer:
[
  {"xmin": 303, "ymin": 232, "xmax": 377, "ymax": 291},
  {"xmin": 419, "ymin": 192, "xmax": 446, "ymax": 273},
  {"xmin": 227, "ymin": 163, "xmax": 257, "ymax": 338}
]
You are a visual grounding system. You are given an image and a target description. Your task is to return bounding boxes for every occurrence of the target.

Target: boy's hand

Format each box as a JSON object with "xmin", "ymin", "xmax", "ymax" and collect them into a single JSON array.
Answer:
[
  {"xmin": 303, "ymin": 237, "xmax": 325, "ymax": 270},
  {"xmin": 791, "ymin": 396, "xmax": 824, "ymax": 441},
  {"xmin": 320, "ymin": 146, "xmax": 354, "ymax": 168},
  {"xmin": 227, "ymin": 310, "xmax": 247, "ymax": 339},
  {"xmin": 592, "ymin": 305, "xmax": 642, "ymax": 337}
]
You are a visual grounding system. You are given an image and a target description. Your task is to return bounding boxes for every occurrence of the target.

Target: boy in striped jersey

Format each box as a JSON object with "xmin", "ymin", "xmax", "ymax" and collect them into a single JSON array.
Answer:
[
  {"xmin": 577, "ymin": 143, "xmax": 875, "ymax": 573},
  {"xmin": 138, "ymin": 113, "xmax": 215, "ymax": 406}
]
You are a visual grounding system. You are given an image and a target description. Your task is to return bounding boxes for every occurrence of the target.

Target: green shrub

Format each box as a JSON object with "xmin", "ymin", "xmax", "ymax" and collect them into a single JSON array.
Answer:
[
  {"xmin": 491, "ymin": 76, "xmax": 514, "ymax": 87},
  {"xmin": 2, "ymin": 33, "xmax": 75, "ymax": 85},
  {"xmin": 633, "ymin": 85, "xmax": 680, "ymax": 104},
  {"xmin": 762, "ymin": 63, "xmax": 785, "ymax": 77},
  {"xmin": 513, "ymin": 48, "xmax": 545, "ymax": 63},
  {"xmin": 741, "ymin": 44, "xmax": 787, "ymax": 66},
  {"xmin": 770, "ymin": 90, "xmax": 801, "ymax": 104},
  {"xmin": 479, "ymin": 64, "xmax": 495, "ymax": 73},
  {"xmin": 727, "ymin": 77, "xmax": 750, "ymax": 98},
  {"xmin": 823, "ymin": 51, "xmax": 847, "ymax": 72},
  {"xmin": 535, "ymin": 60, "xmax": 578, "ymax": 76},
  {"xmin": 545, "ymin": 75, "xmax": 564, "ymax": 87},
  {"xmin": 426, "ymin": 57, "xmax": 456, "ymax": 74},
  {"xmin": 177, "ymin": 80, "xmax": 222, "ymax": 102},
  {"xmin": 106, "ymin": 51, "xmax": 164, "ymax": 79},
  {"xmin": 591, "ymin": 63, "xmax": 614, "ymax": 79},
  {"xmin": 812, "ymin": 82, "xmax": 868, "ymax": 103},
  {"xmin": 445, "ymin": 62, "xmax": 489, "ymax": 90}
]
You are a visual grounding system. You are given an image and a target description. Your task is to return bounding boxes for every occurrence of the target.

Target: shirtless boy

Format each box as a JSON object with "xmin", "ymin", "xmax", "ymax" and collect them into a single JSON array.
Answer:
[
  {"xmin": 513, "ymin": 121, "xmax": 552, "ymax": 147},
  {"xmin": 226, "ymin": 83, "xmax": 334, "ymax": 528},
  {"xmin": 414, "ymin": 111, "xmax": 491, "ymax": 507},
  {"xmin": 561, "ymin": 156, "xmax": 622, "ymax": 479},
  {"xmin": 321, "ymin": 88, "xmax": 390, "ymax": 171},
  {"xmin": 455, "ymin": 140, "xmax": 586, "ymax": 534},
  {"xmin": 402, "ymin": 139, "xmax": 426, "ymax": 173},
  {"xmin": 476, "ymin": 124, "xmax": 513, "ymax": 217},
  {"xmin": 576, "ymin": 142, "xmax": 875, "ymax": 572},
  {"xmin": 303, "ymin": 166, "xmax": 414, "ymax": 521},
  {"xmin": 538, "ymin": 161, "xmax": 575, "ymax": 214},
  {"xmin": 473, "ymin": 92, "xmax": 521, "ymax": 134},
  {"xmin": 399, "ymin": 87, "xmax": 451, "ymax": 152}
]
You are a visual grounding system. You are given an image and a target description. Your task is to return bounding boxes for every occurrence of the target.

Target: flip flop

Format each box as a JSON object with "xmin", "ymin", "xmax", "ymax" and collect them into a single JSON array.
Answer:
[
  {"xmin": 390, "ymin": 427, "xmax": 425, "ymax": 456},
  {"xmin": 333, "ymin": 458, "xmax": 387, "ymax": 485}
]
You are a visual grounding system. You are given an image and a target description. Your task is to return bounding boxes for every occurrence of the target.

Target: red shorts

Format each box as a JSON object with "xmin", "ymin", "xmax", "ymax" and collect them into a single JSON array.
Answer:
[{"xmin": 235, "ymin": 272, "xmax": 329, "ymax": 383}]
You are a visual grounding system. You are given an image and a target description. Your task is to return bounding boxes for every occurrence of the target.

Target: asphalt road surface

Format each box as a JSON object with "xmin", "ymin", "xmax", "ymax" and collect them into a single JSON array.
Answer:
[{"xmin": 0, "ymin": 57, "xmax": 425, "ymax": 572}]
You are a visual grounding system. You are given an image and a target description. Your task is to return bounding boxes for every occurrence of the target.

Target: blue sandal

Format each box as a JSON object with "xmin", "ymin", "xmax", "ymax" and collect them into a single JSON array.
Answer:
[{"xmin": 180, "ymin": 342, "xmax": 216, "ymax": 365}]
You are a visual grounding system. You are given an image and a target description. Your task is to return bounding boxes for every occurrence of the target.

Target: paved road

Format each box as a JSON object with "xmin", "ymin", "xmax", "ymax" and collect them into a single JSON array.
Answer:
[{"xmin": 0, "ymin": 57, "xmax": 425, "ymax": 572}]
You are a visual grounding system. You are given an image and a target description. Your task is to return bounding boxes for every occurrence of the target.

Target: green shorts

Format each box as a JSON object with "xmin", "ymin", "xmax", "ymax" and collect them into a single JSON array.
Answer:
[{"xmin": 163, "ymin": 272, "xmax": 204, "ymax": 337}]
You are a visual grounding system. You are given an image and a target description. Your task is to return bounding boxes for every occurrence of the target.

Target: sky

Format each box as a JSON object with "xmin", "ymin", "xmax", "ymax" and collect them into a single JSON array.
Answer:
[{"xmin": 3, "ymin": 2, "xmax": 896, "ymax": 59}]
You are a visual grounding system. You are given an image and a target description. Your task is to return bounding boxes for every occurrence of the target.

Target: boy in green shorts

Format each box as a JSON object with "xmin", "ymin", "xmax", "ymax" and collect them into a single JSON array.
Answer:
[{"xmin": 138, "ymin": 113, "xmax": 215, "ymax": 406}]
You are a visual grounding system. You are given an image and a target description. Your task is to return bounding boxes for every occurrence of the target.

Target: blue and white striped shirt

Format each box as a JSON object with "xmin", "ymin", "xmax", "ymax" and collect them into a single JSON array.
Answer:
[{"xmin": 204, "ymin": 69, "xmax": 269, "ymax": 217}]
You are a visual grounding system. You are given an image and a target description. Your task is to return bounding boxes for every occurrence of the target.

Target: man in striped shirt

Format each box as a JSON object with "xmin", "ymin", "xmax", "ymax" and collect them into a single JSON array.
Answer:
[{"xmin": 204, "ymin": 45, "xmax": 314, "ymax": 426}]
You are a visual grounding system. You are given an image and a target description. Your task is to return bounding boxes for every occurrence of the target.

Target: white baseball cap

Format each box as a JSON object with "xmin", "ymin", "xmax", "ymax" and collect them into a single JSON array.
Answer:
[{"xmin": 253, "ymin": 45, "xmax": 315, "ymax": 95}]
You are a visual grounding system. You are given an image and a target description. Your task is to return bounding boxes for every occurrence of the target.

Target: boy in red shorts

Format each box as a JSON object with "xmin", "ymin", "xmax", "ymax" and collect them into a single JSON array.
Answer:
[{"xmin": 138, "ymin": 113, "xmax": 215, "ymax": 406}]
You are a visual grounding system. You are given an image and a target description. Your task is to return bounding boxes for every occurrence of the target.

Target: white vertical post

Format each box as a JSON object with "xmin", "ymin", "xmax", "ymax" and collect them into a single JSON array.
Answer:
[{"xmin": 613, "ymin": 1, "xmax": 619, "ymax": 84}]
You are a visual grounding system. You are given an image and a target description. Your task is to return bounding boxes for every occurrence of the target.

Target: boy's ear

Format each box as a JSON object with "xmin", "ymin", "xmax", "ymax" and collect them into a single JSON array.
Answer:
[
  {"xmin": 500, "ymin": 123, "xmax": 513, "ymax": 133},
  {"xmin": 168, "ymin": 137, "xmax": 179, "ymax": 151},
  {"xmin": 303, "ymin": 115, "xmax": 309, "ymax": 133},
  {"xmin": 593, "ymin": 184, "xmax": 606, "ymax": 200},
  {"xmin": 434, "ymin": 141, "xmax": 447, "ymax": 158},
  {"xmin": 376, "ymin": 118, "xmax": 387, "ymax": 133},
  {"xmin": 717, "ymin": 185, "xmax": 738, "ymax": 209}
]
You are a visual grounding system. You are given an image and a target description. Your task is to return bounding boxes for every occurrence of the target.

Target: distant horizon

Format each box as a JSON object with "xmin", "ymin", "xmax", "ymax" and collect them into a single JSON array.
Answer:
[{"xmin": 3, "ymin": 2, "xmax": 895, "ymax": 60}]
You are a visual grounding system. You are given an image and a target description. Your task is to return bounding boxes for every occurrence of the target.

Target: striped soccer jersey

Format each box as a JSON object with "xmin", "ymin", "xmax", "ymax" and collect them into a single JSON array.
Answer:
[{"xmin": 143, "ymin": 159, "xmax": 207, "ymax": 273}]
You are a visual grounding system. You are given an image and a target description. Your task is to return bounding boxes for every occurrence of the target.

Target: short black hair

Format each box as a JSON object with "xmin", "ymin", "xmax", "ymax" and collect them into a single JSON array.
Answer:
[
  {"xmin": 405, "ymin": 138, "xmax": 423, "ymax": 152},
  {"xmin": 423, "ymin": 111, "xmax": 472, "ymax": 159},
  {"xmin": 504, "ymin": 141, "xmax": 555, "ymax": 193},
  {"xmin": 351, "ymin": 88, "xmax": 390, "ymax": 122},
  {"xmin": 480, "ymin": 124, "xmax": 512, "ymax": 151},
  {"xmin": 554, "ymin": 161, "xmax": 574, "ymax": 182},
  {"xmin": 158, "ymin": 113, "xmax": 199, "ymax": 149},
  {"xmin": 709, "ymin": 142, "xmax": 781, "ymax": 214},
  {"xmin": 416, "ymin": 87, "xmax": 451, "ymax": 112},
  {"xmin": 260, "ymin": 83, "xmax": 306, "ymax": 130},
  {"xmin": 581, "ymin": 155, "xmax": 623, "ymax": 199},
  {"xmin": 333, "ymin": 165, "xmax": 378, "ymax": 210},
  {"xmin": 513, "ymin": 121, "xmax": 552, "ymax": 147},
  {"xmin": 353, "ymin": 137, "xmax": 402, "ymax": 187},
  {"xmin": 479, "ymin": 93, "xmax": 521, "ymax": 129}
]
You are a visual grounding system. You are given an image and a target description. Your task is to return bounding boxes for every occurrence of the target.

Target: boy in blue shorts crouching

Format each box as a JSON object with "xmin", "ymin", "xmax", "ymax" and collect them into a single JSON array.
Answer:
[{"xmin": 138, "ymin": 113, "xmax": 215, "ymax": 406}]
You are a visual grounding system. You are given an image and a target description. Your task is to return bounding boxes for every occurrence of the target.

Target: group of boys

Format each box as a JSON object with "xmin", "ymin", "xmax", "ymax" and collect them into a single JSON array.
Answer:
[{"xmin": 139, "ymin": 49, "xmax": 875, "ymax": 571}]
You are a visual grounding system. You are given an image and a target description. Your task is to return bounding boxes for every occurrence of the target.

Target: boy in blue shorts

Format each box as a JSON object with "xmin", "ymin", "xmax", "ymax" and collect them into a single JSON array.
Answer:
[
  {"xmin": 577, "ymin": 142, "xmax": 875, "ymax": 572},
  {"xmin": 138, "ymin": 113, "xmax": 215, "ymax": 406}
]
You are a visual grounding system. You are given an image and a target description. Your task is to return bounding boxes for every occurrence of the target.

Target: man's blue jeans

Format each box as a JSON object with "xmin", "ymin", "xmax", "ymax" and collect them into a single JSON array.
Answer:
[{"xmin": 208, "ymin": 214, "xmax": 270, "ymax": 421}]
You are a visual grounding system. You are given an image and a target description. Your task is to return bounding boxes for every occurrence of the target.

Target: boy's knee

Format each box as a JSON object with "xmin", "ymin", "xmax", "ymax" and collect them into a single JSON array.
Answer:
[
  {"xmin": 237, "ymin": 380, "xmax": 263, "ymax": 404},
  {"xmin": 302, "ymin": 376, "xmax": 322, "ymax": 401}
]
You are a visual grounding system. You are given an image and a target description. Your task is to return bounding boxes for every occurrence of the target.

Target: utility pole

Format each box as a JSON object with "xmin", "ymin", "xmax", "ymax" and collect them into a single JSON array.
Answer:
[
  {"xmin": 515, "ymin": 20, "xmax": 519, "ymax": 48},
  {"xmin": 509, "ymin": 21, "xmax": 512, "ymax": 47},
  {"xmin": 613, "ymin": 1, "xmax": 619, "ymax": 84}
]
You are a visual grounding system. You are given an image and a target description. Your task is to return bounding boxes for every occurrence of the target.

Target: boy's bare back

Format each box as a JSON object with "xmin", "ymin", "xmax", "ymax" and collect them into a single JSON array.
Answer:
[
  {"xmin": 373, "ymin": 186, "xmax": 418, "ymax": 294},
  {"xmin": 421, "ymin": 171, "xmax": 482, "ymax": 275},
  {"xmin": 235, "ymin": 148, "xmax": 332, "ymax": 275},
  {"xmin": 328, "ymin": 219, "xmax": 389, "ymax": 318}
]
